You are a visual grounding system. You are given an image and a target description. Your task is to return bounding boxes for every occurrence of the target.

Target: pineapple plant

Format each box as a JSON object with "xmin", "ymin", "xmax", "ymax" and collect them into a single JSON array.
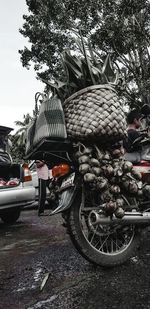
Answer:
[{"xmin": 43, "ymin": 34, "xmax": 127, "ymax": 144}]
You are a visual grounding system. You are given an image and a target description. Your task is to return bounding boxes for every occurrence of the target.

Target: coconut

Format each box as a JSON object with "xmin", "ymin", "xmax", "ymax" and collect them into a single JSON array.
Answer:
[
  {"xmin": 131, "ymin": 169, "xmax": 142, "ymax": 180},
  {"xmin": 110, "ymin": 185, "xmax": 120, "ymax": 194},
  {"xmin": 78, "ymin": 155, "xmax": 89, "ymax": 164},
  {"xmin": 90, "ymin": 158, "xmax": 100, "ymax": 167},
  {"xmin": 114, "ymin": 168, "xmax": 123, "ymax": 177},
  {"xmin": 116, "ymin": 198, "xmax": 124, "ymax": 208},
  {"xmin": 122, "ymin": 161, "xmax": 133, "ymax": 173},
  {"xmin": 115, "ymin": 207, "xmax": 125, "ymax": 218},
  {"xmin": 128, "ymin": 181, "xmax": 139, "ymax": 194},
  {"xmin": 102, "ymin": 165, "xmax": 114, "ymax": 177},
  {"xmin": 101, "ymin": 189, "xmax": 113, "ymax": 202},
  {"xmin": 79, "ymin": 163, "xmax": 91, "ymax": 175},
  {"xmin": 112, "ymin": 148, "xmax": 123, "ymax": 158},
  {"xmin": 105, "ymin": 201, "xmax": 117, "ymax": 215},
  {"xmin": 84, "ymin": 173, "xmax": 97, "ymax": 183},
  {"xmin": 96, "ymin": 177, "xmax": 108, "ymax": 190},
  {"xmin": 92, "ymin": 167, "xmax": 101, "ymax": 176},
  {"xmin": 143, "ymin": 185, "xmax": 150, "ymax": 197}
]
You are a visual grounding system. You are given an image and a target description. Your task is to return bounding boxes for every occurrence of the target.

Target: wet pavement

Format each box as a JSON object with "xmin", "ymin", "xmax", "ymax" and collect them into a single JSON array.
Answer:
[{"xmin": 0, "ymin": 209, "xmax": 150, "ymax": 309}]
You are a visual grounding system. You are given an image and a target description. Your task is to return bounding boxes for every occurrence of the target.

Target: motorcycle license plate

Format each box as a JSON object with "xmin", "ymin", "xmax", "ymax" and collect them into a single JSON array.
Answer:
[{"xmin": 61, "ymin": 173, "xmax": 75, "ymax": 189}]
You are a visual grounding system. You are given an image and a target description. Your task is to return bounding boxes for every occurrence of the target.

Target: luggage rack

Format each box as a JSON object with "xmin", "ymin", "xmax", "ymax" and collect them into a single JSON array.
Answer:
[{"xmin": 25, "ymin": 138, "xmax": 73, "ymax": 166}]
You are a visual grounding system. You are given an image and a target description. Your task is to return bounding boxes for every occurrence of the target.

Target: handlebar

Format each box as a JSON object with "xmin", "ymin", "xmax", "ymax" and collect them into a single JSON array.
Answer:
[{"xmin": 132, "ymin": 135, "xmax": 150, "ymax": 148}]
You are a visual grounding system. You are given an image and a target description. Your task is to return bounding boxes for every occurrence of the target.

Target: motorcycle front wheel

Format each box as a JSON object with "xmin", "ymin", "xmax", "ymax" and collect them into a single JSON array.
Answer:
[{"xmin": 68, "ymin": 192, "xmax": 140, "ymax": 267}]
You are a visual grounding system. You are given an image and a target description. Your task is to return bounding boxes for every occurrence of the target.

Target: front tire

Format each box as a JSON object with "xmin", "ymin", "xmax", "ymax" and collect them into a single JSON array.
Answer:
[{"xmin": 68, "ymin": 193, "xmax": 140, "ymax": 267}]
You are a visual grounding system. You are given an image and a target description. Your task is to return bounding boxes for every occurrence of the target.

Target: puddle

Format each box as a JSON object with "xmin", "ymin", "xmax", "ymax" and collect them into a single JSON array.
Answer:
[
  {"xmin": 5, "ymin": 232, "xmax": 12, "ymax": 237},
  {"xmin": 27, "ymin": 295, "xmax": 58, "ymax": 309},
  {"xmin": 16, "ymin": 287, "xmax": 27, "ymax": 292},
  {"xmin": 34, "ymin": 263, "xmax": 43, "ymax": 282},
  {"xmin": 16, "ymin": 262, "xmax": 45, "ymax": 294},
  {"xmin": 0, "ymin": 243, "xmax": 16, "ymax": 251},
  {"xmin": 130, "ymin": 256, "xmax": 139, "ymax": 263},
  {"xmin": 0, "ymin": 239, "xmax": 42, "ymax": 252}
]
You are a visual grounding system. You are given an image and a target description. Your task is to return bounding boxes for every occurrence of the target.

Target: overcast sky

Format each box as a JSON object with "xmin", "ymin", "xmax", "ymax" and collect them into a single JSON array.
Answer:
[{"xmin": 0, "ymin": 0, "xmax": 44, "ymax": 133}]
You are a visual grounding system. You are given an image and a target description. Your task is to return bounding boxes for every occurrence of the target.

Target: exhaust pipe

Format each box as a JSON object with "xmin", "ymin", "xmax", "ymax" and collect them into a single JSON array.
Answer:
[{"xmin": 89, "ymin": 210, "xmax": 150, "ymax": 226}]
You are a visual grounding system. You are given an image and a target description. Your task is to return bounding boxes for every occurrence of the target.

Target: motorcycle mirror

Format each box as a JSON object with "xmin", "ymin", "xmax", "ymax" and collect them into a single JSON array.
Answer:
[{"xmin": 141, "ymin": 104, "xmax": 150, "ymax": 116}]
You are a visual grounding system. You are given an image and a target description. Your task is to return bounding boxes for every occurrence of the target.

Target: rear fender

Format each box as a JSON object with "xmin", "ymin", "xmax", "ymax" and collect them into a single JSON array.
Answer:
[{"xmin": 50, "ymin": 173, "xmax": 79, "ymax": 215}]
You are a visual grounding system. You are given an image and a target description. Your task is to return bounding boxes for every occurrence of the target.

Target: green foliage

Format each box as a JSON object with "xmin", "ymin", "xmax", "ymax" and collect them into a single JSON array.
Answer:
[
  {"xmin": 11, "ymin": 113, "xmax": 33, "ymax": 161},
  {"xmin": 19, "ymin": 0, "xmax": 150, "ymax": 108},
  {"xmin": 42, "ymin": 37, "xmax": 121, "ymax": 100},
  {"xmin": 9, "ymin": 134, "xmax": 25, "ymax": 163},
  {"xmin": 90, "ymin": 0, "xmax": 150, "ymax": 107}
]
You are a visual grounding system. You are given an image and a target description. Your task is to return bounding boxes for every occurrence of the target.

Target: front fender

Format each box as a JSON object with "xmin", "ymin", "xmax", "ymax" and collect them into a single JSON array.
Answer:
[{"xmin": 50, "ymin": 176, "xmax": 79, "ymax": 215}]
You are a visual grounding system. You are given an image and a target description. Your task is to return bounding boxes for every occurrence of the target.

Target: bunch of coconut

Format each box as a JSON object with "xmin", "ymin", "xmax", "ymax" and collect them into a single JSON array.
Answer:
[{"xmin": 74, "ymin": 141, "xmax": 150, "ymax": 218}]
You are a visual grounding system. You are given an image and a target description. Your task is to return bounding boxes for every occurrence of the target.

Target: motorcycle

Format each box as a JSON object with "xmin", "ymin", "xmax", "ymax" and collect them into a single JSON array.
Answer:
[{"xmin": 32, "ymin": 104, "xmax": 150, "ymax": 267}]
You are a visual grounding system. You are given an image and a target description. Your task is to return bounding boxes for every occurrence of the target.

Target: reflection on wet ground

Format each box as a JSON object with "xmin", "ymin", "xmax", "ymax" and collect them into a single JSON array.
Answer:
[{"xmin": 0, "ymin": 210, "xmax": 150, "ymax": 309}]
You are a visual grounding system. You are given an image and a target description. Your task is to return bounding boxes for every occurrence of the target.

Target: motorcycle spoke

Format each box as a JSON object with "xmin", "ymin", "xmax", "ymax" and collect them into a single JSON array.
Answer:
[
  {"xmin": 90, "ymin": 225, "xmax": 99, "ymax": 243},
  {"xmin": 93, "ymin": 233, "xmax": 106, "ymax": 249},
  {"xmin": 82, "ymin": 220, "xmax": 134, "ymax": 255},
  {"xmin": 111, "ymin": 238, "xmax": 114, "ymax": 253},
  {"xmin": 79, "ymin": 195, "xmax": 135, "ymax": 256},
  {"xmin": 114, "ymin": 236, "xmax": 122, "ymax": 251},
  {"xmin": 98, "ymin": 235, "xmax": 110, "ymax": 251},
  {"xmin": 91, "ymin": 237, "xmax": 102, "ymax": 249}
]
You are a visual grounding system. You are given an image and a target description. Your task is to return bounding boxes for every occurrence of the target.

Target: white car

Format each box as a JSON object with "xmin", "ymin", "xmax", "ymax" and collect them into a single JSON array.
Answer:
[{"xmin": 0, "ymin": 126, "xmax": 35, "ymax": 224}]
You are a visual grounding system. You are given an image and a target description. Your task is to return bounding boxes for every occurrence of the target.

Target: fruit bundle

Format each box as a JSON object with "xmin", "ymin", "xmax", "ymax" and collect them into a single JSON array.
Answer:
[{"xmin": 74, "ymin": 142, "xmax": 150, "ymax": 217}]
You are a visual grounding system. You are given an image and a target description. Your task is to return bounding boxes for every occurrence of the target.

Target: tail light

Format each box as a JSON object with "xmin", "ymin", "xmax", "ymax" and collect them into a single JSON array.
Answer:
[
  {"xmin": 52, "ymin": 164, "xmax": 70, "ymax": 178},
  {"xmin": 22, "ymin": 163, "xmax": 32, "ymax": 182}
]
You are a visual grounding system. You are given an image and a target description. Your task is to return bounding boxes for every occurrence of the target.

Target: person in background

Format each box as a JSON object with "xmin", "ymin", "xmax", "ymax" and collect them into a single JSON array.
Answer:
[
  {"xmin": 35, "ymin": 160, "xmax": 49, "ymax": 216},
  {"xmin": 124, "ymin": 109, "xmax": 141, "ymax": 152},
  {"xmin": 123, "ymin": 109, "xmax": 150, "ymax": 163}
]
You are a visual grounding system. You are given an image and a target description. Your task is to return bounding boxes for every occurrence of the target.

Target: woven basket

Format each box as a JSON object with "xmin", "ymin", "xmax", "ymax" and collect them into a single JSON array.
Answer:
[
  {"xmin": 25, "ymin": 96, "xmax": 67, "ymax": 156},
  {"xmin": 63, "ymin": 84, "xmax": 126, "ymax": 143},
  {"xmin": 33, "ymin": 96, "xmax": 67, "ymax": 146}
]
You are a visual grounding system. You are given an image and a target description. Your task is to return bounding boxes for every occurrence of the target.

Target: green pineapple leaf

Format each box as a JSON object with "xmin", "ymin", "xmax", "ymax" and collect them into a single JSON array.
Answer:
[
  {"xmin": 63, "ymin": 59, "xmax": 83, "ymax": 80},
  {"xmin": 79, "ymin": 31, "xmax": 97, "ymax": 85},
  {"xmin": 102, "ymin": 54, "xmax": 117, "ymax": 83},
  {"xmin": 41, "ymin": 33, "xmax": 121, "ymax": 101},
  {"xmin": 87, "ymin": 39, "xmax": 99, "ymax": 68},
  {"xmin": 42, "ymin": 78, "xmax": 66, "ymax": 90},
  {"xmin": 63, "ymin": 50, "xmax": 83, "ymax": 72}
]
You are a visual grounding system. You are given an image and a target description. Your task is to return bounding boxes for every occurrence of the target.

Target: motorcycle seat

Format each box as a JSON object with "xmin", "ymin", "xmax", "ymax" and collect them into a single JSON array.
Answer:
[{"xmin": 124, "ymin": 151, "xmax": 141, "ymax": 163}]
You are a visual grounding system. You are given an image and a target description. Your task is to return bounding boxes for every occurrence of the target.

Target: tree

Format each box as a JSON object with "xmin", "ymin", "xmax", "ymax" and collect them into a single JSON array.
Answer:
[
  {"xmin": 15, "ymin": 113, "xmax": 32, "ymax": 145},
  {"xmin": 91, "ymin": 0, "xmax": 150, "ymax": 107},
  {"xmin": 19, "ymin": 0, "xmax": 102, "ymax": 79},
  {"xmin": 19, "ymin": 0, "xmax": 150, "ymax": 107},
  {"xmin": 9, "ymin": 134, "xmax": 25, "ymax": 163},
  {"xmin": 11, "ymin": 113, "xmax": 33, "ymax": 161}
]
